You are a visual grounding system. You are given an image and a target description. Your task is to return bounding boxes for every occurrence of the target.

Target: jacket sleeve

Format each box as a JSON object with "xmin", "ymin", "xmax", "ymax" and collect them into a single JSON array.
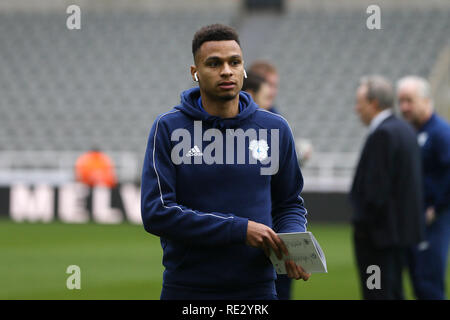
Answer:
[
  {"xmin": 433, "ymin": 129, "xmax": 450, "ymax": 213},
  {"xmin": 271, "ymin": 121, "xmax": 308, "ymax": 233},
  {"xmin": 140, "ymin": 114, "xmax": 249, "ymax": 246}
]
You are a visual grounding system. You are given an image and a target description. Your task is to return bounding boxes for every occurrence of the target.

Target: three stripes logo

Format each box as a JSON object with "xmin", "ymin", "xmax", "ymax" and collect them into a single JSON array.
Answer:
[{"xmin": 186, "ymin": 145, "xmax": 203, "ymax": 157}]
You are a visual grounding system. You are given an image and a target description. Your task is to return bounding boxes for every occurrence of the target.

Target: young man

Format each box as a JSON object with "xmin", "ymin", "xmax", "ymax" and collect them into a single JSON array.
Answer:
[
  {"xmin": 397, "ymin": 76, "xmax": 450, "ymax": 300},
  {"xmin": 351, "ymin": 75, "xmax": 424, "ymax": 299},
  {"xmin": 141, "ymin": 24, "xmax": 310, "ymax": 300}
]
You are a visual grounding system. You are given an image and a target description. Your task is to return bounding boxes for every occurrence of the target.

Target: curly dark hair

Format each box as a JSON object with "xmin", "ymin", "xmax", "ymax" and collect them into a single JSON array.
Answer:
[{"xmin": 192, "ymin": 24, "xmax": 241, "ymax": 60}]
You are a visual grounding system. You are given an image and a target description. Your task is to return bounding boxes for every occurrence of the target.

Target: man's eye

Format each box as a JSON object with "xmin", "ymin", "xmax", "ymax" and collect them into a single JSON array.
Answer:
[
  {"xmin": 231, "ymin": 60, "xmax": 241, "ymax": 66},
  {"xmin": 208, "ymin": 62, "xmax": 219, "ymax": 67}
]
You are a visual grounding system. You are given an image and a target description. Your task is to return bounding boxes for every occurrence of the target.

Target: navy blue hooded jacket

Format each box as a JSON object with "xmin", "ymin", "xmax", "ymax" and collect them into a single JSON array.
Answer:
[{"xmin": 141, "ymin": 87, "xmax": 307, "ymax": 293}]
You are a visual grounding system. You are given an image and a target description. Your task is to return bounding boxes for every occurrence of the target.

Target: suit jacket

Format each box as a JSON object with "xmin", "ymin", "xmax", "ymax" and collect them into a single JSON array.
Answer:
[{"xmin": 350, "ymin": 114, "xmax": 425, "ymax": 248}]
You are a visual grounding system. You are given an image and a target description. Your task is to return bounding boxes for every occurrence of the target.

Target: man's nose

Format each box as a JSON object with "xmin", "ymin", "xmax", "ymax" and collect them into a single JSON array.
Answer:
[{"xmin": 221, "ymin": 63, "xmax": 233, "ymax": 76}]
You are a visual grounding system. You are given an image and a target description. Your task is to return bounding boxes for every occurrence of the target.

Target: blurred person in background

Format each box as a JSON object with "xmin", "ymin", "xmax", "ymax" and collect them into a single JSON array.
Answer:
[
  {"xmin": 248, "ymin": 60, "xmax": 312, "ymax": 300},
  {"xmin": 242, "ymin": 70, "xmax": 273, "ymax": 110},
  {"xmin": 350, "ymin": 75, "xmax": 424, "ymax": 300},
  {"xmin": 249, "ymin": 60, "xmax": 280, "ymax": 114},
  {"xmin": 75, "ymin": 147, "xmax": 117, "ymax": 188},
  {"xmin": 249, "ymin": 60, "xmax": 312, "ymax": 166},
  {"xmin": 397, "ymin": 76, "xmax": 450, "ymax": 300}
]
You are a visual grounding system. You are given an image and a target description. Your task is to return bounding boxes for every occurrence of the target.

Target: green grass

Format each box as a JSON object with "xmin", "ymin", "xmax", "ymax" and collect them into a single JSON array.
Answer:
[{"xmin": 0, "ymin": 220, "xmax": 447, "ymax": 299}]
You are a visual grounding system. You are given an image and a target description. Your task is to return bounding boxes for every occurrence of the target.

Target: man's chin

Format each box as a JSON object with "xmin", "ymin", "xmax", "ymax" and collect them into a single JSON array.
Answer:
[
  {"xmin": 218, "ymin": 92, "xmax": 238, "ymax": 101},
  {"xmin": 202, "ymin": 88, "xmax": 239, "ymax": 101},
  {"xmin": 402, "ymin": 114, "xmax": 416, "ymax": 125}
]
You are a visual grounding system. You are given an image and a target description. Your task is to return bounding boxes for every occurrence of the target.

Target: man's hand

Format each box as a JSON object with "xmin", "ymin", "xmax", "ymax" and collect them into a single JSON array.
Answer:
[
  {"xmin": 425, "ymin": 207, "xmax": 436, "ymax": 226},
  {"xmin": 246, "ymin": 220, "xmax": 288, "ymax": 259},
  {"xmin": 285, "ymin": 260, "xmax": 310, "ymax": 281},
  {"xmin": 245, "ymin": 221, "xmax": 311, "ymax": 281}
]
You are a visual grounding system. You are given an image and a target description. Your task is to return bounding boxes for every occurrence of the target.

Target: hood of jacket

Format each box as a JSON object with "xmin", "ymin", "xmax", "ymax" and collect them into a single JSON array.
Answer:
[{"xmin": 174, "ymin": 87, "xmax": 258, "ymax": 129}]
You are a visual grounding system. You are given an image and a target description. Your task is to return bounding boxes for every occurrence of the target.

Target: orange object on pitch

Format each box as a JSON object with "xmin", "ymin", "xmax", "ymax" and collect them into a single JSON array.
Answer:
[{"xmin": 75, "ymin": 150, "xmax": 117, "ymax": 188}]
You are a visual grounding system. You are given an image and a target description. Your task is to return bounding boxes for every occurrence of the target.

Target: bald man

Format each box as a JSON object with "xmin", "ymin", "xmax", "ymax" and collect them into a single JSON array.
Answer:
[{"xmin": 397, "ymin": 76, "xmax": 450, "ymax": 300}]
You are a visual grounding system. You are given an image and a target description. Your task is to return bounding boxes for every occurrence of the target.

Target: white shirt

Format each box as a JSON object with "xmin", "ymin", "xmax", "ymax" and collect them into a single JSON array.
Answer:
[{"xmin": 369, "ymin": 109, "xmax": 393, "ymax": 134}]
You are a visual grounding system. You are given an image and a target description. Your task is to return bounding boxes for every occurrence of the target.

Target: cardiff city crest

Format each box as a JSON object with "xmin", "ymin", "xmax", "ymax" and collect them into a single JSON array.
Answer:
[{"xmin": 249, "ymin": 139, "xmax": 269, "ymax": 161}]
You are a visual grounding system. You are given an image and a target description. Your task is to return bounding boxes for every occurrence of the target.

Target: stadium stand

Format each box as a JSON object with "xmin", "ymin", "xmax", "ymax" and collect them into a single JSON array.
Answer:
[{"xmin": 0, "ymin": 0, "xmax": 449, "ymax": 189}]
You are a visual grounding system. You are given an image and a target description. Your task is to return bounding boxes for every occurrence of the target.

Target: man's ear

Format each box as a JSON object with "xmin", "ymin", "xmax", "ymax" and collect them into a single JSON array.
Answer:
[
  {"xmin": 370, "ymin": 99, "xmax": 380, "ymax": 113},
  {"xmin": 190, "ymin": 65, "xmax": 197, "ymax": 82},
  {"xmin": 424, "ymin": 97, "xmax": 432, "ymax": 110}
]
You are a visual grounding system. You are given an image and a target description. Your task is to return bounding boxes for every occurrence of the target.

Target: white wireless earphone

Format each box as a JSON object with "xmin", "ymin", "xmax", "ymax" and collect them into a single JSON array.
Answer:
[{"xmin": 244, "ymin": 69, "xmax": 248, "ymax": 79}]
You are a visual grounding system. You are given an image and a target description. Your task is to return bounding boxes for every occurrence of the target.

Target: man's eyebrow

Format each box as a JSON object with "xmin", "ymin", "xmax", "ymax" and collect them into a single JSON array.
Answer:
[
  {"xmin": 204, "ymin": 56, "xmax": 221, "ymax": 62},
  {"xmin": 204, "ymin": 55, "xmax": 242, "ymax": 61}
]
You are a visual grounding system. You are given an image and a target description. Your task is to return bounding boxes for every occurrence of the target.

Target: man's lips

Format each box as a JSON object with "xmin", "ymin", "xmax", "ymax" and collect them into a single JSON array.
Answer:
[{"xmin": 218, "ymin": 81, "xmax": 236, "ymax": 89}]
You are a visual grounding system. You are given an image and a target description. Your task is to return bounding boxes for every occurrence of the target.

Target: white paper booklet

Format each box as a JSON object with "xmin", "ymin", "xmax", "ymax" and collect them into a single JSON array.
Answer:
[{"xmin": 269, "ymin": 231, "xmax": 327, "ymax": 274}]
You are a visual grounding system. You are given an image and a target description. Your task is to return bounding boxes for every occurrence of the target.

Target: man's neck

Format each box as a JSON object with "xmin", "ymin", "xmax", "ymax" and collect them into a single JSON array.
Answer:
[
  {"xmin": 200, "ymin": 91, "xmax": 240, "ymax": 119},
  {"xmin": 370, "ymin": 109, "xmax": 382, "ymax": 121},
  {"xmin": 368, "ymin": 108, "xmax": 392, "ymax": 132}
]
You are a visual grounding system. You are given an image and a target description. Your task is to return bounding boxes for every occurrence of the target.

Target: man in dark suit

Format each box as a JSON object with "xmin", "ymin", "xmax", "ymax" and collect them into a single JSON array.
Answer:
[{"xmin": 350, "ymin": 75, "xmax": 424, "ymax": 300}]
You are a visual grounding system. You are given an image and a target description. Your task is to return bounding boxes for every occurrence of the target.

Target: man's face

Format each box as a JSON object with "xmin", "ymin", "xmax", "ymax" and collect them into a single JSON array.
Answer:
[
  {"xmin": 355, "ymin": 85, "xmax": 375, "ymax": 126},
  {"xmin": 264, "ymin": 72, "xmax": 279, "ymax": 107},
  {"xmin": 193, "ymin": 40, "xmax": 244, "ymax": 101},
  {"xmin": 397, "ymin": 83, "xmax": 428, "ymax": 128}
]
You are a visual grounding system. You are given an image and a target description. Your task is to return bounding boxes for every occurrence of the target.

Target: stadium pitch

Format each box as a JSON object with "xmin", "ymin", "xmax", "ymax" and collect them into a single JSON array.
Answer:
[{"xmin": 0, "ymin": 220, "xmax": 448, "ymax": 300}]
